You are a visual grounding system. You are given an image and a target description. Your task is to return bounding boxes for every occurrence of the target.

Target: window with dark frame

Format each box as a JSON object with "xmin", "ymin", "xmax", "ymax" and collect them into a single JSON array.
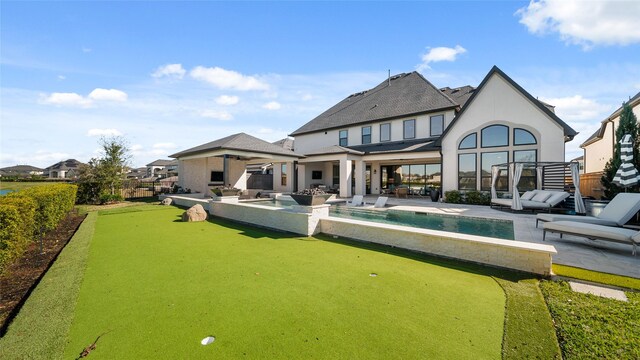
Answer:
[
  {"xmin": 458, "ymin": 153, "xmax": 476, "ymax": 190},
  {"xmin": 481, "ymin": 125, "xmax": 509, "ymax": 148},
  {"xmin": 514, "ymin": 128, "xmax": 537, "ymax": 145},
  {"xmin": 403, "ymin": 119, "xmax": 415, "ymax": 139},
  {"xmin": 481, "ymin": 151, "xmax": 508, "ymax": 191},
  {"xmin": 281, "ymin": 163, "xmax": 287, "ymax": 186},
  {"xmin": 339, "ymin": 130, "xmax": 348, "ymax": 146},
  {"xmin": 361, "ymin": 126, "xmax": 371, "ymax": 144},
  {"xmin": 459, "ymin": 133, "xmax": 477, "ymax": 149},
  {"xmin": 430, "ymin": 114, "xmax": 444, "ymax": 136},
  {"xmin": 380, "ymin": 123, "xmax": 391, "ymax": 142},
  {"xmin": 210, "ymin": 171, "xmax": 224, "ymax": 183},
  {"xmin": 514, "ymin": 150, "xmax": 537, "ymax": 190}
]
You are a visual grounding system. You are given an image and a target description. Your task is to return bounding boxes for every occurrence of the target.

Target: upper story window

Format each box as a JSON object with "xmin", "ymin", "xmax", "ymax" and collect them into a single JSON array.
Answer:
[
  {"xmin": 403, "ymin": 119, "xmax": 416, "ymax": 139},
  {"xmin": 481, "ymin": 125, "xmax": 508, "ymax": 148},
  {"xmin": 430, "ymin": 114, "xmax": 444, "ymax": 136},
  {"xmin": 362, "ymin": 126, "xmax": 371, "ymax": 144},
  {"xmin": 339, "ymin": 130, "xmax": 348, "ymax": 146},
  {"xmin": 380, "ymin": 123, "xmax": 391, "ymax": 142},
  {"xmin": 514, "ymin": 128, "xmax": 537, "ymax": 145},
  {"xmin": 459, "ymin": 133, "xmax": 477, "ymax": 149}
]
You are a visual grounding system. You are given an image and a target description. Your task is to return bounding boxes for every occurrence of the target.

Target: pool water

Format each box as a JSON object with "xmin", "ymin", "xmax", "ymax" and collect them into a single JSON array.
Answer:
[
  {"xmin": 0, "ymin": 189, "xmax": 13, "ymax": 196},
  {"xmin": 244, "ymin": 199, "xmax": 515, "ymax": 240}
]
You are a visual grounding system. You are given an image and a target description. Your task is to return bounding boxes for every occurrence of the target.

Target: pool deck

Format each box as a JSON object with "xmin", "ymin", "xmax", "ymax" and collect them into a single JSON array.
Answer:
[{"xmin": 361, "ymin": 196, "xmax": 640, "ymax": 279}]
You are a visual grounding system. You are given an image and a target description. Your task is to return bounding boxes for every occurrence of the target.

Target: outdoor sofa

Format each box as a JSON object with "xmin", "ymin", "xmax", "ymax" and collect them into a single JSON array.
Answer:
[
  {"xmin": 536, "ymin": 193, "xmax": 640, "ymax": 228},
  {"xmin": 490, "ymin": 190, "xmax": 570, "ymax": 212},
  {"xmin": 542, "ymin": 220, "xmax": 639, "ymax": 255}
]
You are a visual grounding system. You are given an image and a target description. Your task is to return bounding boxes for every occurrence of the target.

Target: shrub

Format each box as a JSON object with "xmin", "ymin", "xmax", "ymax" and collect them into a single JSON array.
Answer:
[
  {"xmin": 18, "ymin": 184, "xmax": 77, "ymax": 233},
  {"xmin": 100, "ymin": 193, "xmax": 124, "ymax": 204},
  {"xmin": 466, "ymin": 190, "xmax": 491, "ymax": 205},
  {"xmin": 444, "ymin": 190, "xmax": 462, "ymax": 204},
  {"xmin": 0, "ymin": 196, "xmax": 37, "ymax": 274}
]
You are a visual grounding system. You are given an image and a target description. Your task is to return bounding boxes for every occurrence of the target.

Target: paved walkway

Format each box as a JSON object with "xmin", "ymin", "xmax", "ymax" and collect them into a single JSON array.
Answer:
[{"xmin": 359, "ymin": 195, "xmax": 640, "ymax": 279}]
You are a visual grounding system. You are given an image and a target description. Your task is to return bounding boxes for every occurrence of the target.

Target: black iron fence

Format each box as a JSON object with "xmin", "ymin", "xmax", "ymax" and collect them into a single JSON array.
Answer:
[{"xmin": 121, "ymin": 180, "xmax": 161, "ymax": 199}]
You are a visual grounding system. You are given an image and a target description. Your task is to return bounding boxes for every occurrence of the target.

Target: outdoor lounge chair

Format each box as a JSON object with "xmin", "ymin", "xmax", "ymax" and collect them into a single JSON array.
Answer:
[
  {"xmin": 536, "ymin": 193, "xmax": 640, "ymax": 228},
  {"xmin": 362, "ymin": 196, "xmax": 388, "ymax": 209},
  {"xmin": 542, "ymin": 220, "xmax": 639, "ymax": 255},
  {"xmin": 491, "ymin": 190, "xmax": 570, "ymax": 212},
  {"xmin": 346, "ymin": 195, "xmax": 364, "ymax": 207}
]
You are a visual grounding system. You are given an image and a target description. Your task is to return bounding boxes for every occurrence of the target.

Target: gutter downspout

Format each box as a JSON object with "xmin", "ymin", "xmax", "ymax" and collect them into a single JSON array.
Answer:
[{"xmin": 438, "ymin": 148, "xmax": 444, "ymax": 201}]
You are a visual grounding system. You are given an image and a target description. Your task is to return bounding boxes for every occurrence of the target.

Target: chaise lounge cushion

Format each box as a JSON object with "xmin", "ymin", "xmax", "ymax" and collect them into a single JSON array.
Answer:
[
  {"xmin": 536, "ymin": 213, "xmax": 618, "ymax": 227},
  {"xmin": 536, "ymin": 192, "xmax": 640, "ymax": 227},
  {"xmin": 531, "ymin": 191, "xmax": 553, "ymax": 203},
  {"xmin": 543, "ymin": 221, "xmax": 638, "ymax": 245},
  {"xmin": 520, "ymin": 191, "xmax": 536, "ymax": 201}
]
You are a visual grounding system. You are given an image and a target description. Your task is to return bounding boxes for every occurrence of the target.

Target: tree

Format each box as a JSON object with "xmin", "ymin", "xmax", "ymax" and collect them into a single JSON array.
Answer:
[
  {"xmin": 601, "ymin": 102, "xmax": 639, "ymax": 199},
  {"xmin": 77, "ymin": 136, "xmax": 131, "ymax": 204}
]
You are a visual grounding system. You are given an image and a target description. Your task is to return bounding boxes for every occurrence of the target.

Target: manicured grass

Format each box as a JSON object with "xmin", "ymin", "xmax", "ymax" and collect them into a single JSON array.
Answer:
[
  {"xmin": 61, "ymin": 206, "xmax": 506, "ymax": 359},
  {"xmin": 552, "ymin": 264, "xmax": 640, "ymax": 290},
  {"xmin": 494, "ymin": 276, "xmax": 561, "ymax": 359},
  {"xmin": 540, "ymin": 280, "xmax": 640, "ymax": 359},
  {"xmin": 0, "ymin": 181, "xmax": 52, "ymax": 192},
  {"xmin": 0, "ymin": 212, "xmax": 97, "ymax": 360}
]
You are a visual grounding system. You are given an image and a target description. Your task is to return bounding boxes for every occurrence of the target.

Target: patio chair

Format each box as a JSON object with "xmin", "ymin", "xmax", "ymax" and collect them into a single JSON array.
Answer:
[
  {"xmin": 362, "ymin": 196, "xmax": 388, "ymax": 209},
  {"xmin": 396, "ymin": 187, "xmax": 409, "ymax": 199},
  {"xmin": 536, "ymin": 193, "xmax": 640, "ymax": 228},
  {"xmin": 346, "ymin": 195, "xmax": 364, "ymax": 207},
  {"xmin": 542, "ymin": 220, "xmax": 639, "ymax": 255}
]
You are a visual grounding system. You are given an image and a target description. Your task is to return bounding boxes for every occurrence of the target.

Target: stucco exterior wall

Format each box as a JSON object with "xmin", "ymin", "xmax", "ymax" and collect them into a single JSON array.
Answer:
[
  {"xmin": 440, "ymin": 73, "xmax": 566, "ymax": 193},
  {"xmin": 583, "ymin": 103, "xmax": 640, "ymax": 174},
  {"xmin": 179, "ymin": 157, "xmax": 248, "ymax": 195},
  {"xmin": 294, "ymin": 109, "xmax": 456, "ymax": 154}
]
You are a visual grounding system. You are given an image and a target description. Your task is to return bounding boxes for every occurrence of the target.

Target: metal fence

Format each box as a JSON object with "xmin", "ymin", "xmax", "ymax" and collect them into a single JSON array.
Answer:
[{"xmin": 120, "ymin": 180, "xmax": 161, "ymax": 199}]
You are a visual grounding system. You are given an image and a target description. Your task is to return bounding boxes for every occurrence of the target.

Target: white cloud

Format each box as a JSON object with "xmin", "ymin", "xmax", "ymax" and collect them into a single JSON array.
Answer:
[
  {"xmin": 152, "ymin": 142, "xmax": 177, "ymax": 149},
  {"xmin": 152, "ymin": 64, "xmax": 186, "ymax": 79},
  {"xmin": 40, "ymin": 92, "xmax": 91, "ymax": 107},
  {"xmin": 87, "ymin": 128, "xmax": 123, "ymax": 137},
  {"xmin": 262, "ymin": 101, "xmax": 281, "ymax": 110},
  {"xmin": 190, "ymin": 66, "xmax": 269, "ymax": 91},
  {"xmin": 215, "ymin": 95, "xmax": 240, "ymax": 105},
  {"xmin": 417, "ymin": 45, "xmax": 467, "ymax": 71},
  {"xmin": 88, "ymin": 88, "xmax": 128, "ymax": 102},
  {"xmin": 199, "ymin": 110, "xmax": 233, "ymax": 121},
  {"xmin": 131, "ymin": 144, "xmax": 144, "ymax": 151},
  {"xmin": 540, "ymin": 95, "xmax": 611, "ymax": 122},
  {"xmin": 82, "ymin": 47, "xmax": 92, "ymax": 53},
  {"xmin": 516, "ymin": 0, "xmax": 640, "ymax": 49},
  {"xmin": 57, "ymin": 75, "xmax": 66, "ymax": 80}
]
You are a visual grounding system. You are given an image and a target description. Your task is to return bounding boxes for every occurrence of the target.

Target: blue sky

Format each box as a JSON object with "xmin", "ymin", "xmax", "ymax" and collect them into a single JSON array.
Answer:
[{"xmin": 2, "ymin": 1, "xmax": 639, "ymax": 168}]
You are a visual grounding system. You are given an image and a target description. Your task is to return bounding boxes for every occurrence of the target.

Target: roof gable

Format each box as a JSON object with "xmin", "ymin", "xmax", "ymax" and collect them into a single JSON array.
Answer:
[
  {"xmin": 290, "ymin": 72, "xmax": 459, "ymax": 136},
  {"xmin": 436, "ymin": 66, "xmax": 577, "ymax": 146},
  {"xmin": 170, "ymin": 133, "xmax": 304, "ymax": 159},
  {"xmin": 580, "ymin": 90, "xmax": 640, "ymax": 148}
]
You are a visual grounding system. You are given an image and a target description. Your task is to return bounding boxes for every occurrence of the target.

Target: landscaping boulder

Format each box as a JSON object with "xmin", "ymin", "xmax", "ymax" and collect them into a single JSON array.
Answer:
[
  {"xmin": 161, "ymin": 198, "xmax": 173, "ymax": 206},
  {"xmin": 182, "ymin": 204, "xmax": 208, "ymax": 222}
]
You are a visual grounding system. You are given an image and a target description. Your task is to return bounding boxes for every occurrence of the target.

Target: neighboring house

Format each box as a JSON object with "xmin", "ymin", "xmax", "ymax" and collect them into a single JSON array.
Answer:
[
  {"xmin": 126, "ymin": 167, "xmax": 148, "ymax": 179},
  {"xmin": 580, "ymin": 91, "xmax": 640, "ymax": 174},
  {"xmin": 0, "ymin": 164, "xmax": 44, "ymax": 178},
  {"xmin": 570, "ymin": 155, "xmax": 585, "ymax": 174},
  {"xmin": 284, "ymin": 66, "xmax": 576, "ymax": 197},
  {"xmin": 170, "ymin": 133, "xmax": 303, "ymax": 195},
  {"xmin": 45, "ymin": 159, "xmax": 83, "ymax": 179},
  {"xmin": 146, "ymin": 159, "xmax": 178, "ymax": 178}
]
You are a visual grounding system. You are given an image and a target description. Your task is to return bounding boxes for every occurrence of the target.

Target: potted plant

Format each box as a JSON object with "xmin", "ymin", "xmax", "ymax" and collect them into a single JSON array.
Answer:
[
  {"xmin": 429, "ymin": 186, "xmax": 441, "ymax": 202},
  {"xmin": 290, "ymin": 188, "xmax": 332, "ymax": 206}
]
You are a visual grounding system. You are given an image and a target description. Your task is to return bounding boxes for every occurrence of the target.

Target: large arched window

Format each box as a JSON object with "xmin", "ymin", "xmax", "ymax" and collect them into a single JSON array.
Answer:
[
  {"xmin": 481, "ymin": 125, "xmax": 508, "ymax": 148},
  {"xmin": 458, "ymin": 133, "xmax": 477, "ymax": 149},
  {"xmin": 514, "ymin": 128, "xmax": 536, "ymax": 145}
]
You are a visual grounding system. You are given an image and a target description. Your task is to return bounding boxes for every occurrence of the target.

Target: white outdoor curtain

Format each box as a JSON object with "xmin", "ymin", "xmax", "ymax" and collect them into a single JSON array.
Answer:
[
  {"xmin": 490, "ymin": 165, "xmax": 499, "ymax": 199},
  {"xmin": 536, "ymin": 166, "xmax": 543, "ymax": 190},
  {"xmin": 511, "ymin": 163, "xmax": 524, "ymax": 211},
  {"xmin": 570, "ymin": 162, "xmax": 586, "ymax": 214}
]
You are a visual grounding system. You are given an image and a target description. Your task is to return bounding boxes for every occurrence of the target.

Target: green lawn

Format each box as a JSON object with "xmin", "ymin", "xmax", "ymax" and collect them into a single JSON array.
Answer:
[
  {"xmin": 0, "ymin": 181, "xmax": 52, "ymax": 192},
  {"xmin": 66, "ymin": 206, "xmax": 507, "ymax": 359}
]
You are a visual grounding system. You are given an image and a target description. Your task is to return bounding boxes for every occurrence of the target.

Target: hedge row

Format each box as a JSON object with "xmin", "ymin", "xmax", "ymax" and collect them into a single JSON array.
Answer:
[
  {"xmin": 444, "ymin": 190, "xmax": 492, "ymax": 205},
  {"xmin": 0, "ymin": 184, "xmax": 77, "ymax": 274}
]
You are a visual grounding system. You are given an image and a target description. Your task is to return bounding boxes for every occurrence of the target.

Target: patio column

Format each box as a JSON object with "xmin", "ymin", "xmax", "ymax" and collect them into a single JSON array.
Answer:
[
  {"xmin": 339, "ymin": 158, "xmax": 352, "ymax": 198},
  {"xmin": 223, "ymin": 154, "xmax": 230, "ymax": 187},
  {"xmin": 371, "ymin": 162, "xmax": 381, "ymax": 194},
  {"xmin": 354, "ymin": 160, "xmax": 366, "ymax": 195},
  {"xmin": 297, "ymin": 164, "xmax": 306, "ymax": 190}
]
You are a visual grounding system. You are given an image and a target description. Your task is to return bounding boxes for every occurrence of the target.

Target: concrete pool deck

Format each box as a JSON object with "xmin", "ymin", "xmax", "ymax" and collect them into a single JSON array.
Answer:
[{"xmin": 368, "ymin": 196, "xmax": 640, "ymax": 279}]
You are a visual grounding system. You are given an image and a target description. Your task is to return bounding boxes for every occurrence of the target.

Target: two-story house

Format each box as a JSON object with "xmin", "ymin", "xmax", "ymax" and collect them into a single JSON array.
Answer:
[{"xmin": 285, "ymin": 66, "xmax": 577, "ymax": 197}]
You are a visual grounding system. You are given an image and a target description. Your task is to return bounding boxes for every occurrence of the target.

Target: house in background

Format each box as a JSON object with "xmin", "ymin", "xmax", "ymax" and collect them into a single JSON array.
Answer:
[
  {"xmin": 282, "ymin": 66, "xmax": 576, "ymax": 197},
  {"xmin": 146, "ymin": 159, "xmax": 178, "ymax": 179},
  {"xmin": 0, "ymin": 164, "xmax": 44, "ymax": 178},
  {"xmin": 45, "ymin": 159, "xmax": 83, "ymax": 179},
  {"xmin": 581, "ymin": 92, "xmax": 640, "ymax": 174},
  {"xmin": 126, "ymin": 167, "xmax": 148, "ymax": 179}
]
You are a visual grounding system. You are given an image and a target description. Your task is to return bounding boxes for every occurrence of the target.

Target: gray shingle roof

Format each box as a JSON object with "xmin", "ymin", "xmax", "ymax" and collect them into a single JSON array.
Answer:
[
  {"xmin": 303, "ymin": 145, "xmax": 364, "ymax": 156},
  {"xmin": 440, "ymin": 86, "xmax": 476, "ymax": 107},
  {"xmin": 347, "ymin": 138, "xmax": 439, "ymax": 155},
  {"xmin": 170, "ymin": 133, "xmax": 304, "ymax": 159},
  {"xmin": 272, "ymin": 138, "xmax": 294, "ymax": 151},
  {"xmin": 290, "ymin": 72, "xmax": 459, "ymax": 136},
  {"xmin": 146, "ymin": 159, "xmax": 174, "ymax": 166},
  {"xmin": 46, "ymin": 159, "xmax": 83, "ymax": 171}
]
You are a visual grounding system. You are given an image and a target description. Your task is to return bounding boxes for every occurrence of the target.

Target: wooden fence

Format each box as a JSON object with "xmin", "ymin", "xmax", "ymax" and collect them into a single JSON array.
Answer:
[{"xmin": 579, "ymin": 172, "xmax": 605, "ymax": 199}]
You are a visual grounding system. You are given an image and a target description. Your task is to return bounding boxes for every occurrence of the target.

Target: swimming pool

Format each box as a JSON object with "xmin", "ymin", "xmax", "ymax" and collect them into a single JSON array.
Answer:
[
  {"xmin": 242, "ymin": 199, "xmax": 514, "ymax": 240},
  {"xmin": 0, "ymin": 189, "xmax": 13, "ymax": 196}
]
